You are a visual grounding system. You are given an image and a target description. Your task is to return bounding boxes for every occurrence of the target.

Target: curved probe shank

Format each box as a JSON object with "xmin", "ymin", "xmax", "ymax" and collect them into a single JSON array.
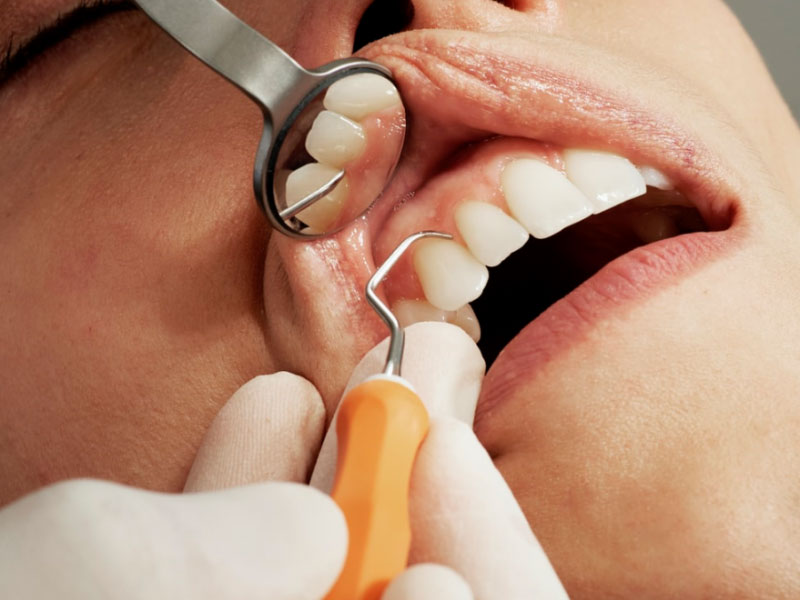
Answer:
[{"xmin": 325, "ymin": 231, "xmax": 452, "ymax": 600}]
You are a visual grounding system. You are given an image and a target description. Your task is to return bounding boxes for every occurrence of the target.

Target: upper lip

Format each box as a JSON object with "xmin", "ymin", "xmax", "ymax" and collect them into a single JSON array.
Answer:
[
  {"xmin": 341, "ymin": 28, "xmax": 741, "ymax": 418},
  {"xmin": 358, "ymin": 28, "xmax": 740, "ymax": 238}
]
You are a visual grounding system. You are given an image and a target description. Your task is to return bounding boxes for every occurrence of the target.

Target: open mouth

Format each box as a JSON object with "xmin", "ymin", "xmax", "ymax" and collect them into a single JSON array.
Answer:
[
  {"xmin": 371, "ymin": 137, "xmax": 729, "ymax": 370},
  {"xmin": 471, "ymin": 185, "xmax": 708, "ymax": 366}
]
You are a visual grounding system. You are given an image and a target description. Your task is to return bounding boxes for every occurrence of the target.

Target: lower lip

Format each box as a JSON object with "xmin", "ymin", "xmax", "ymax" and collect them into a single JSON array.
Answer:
[{"xmin": 473, "ymin": 229, "xmax": 732, "ymax": 430}]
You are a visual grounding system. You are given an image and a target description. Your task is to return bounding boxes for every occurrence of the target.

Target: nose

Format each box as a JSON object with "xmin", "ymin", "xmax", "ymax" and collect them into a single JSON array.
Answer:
[{"xmin": 352, "ymin": 0, "xmax": 561, "ymax": 51}]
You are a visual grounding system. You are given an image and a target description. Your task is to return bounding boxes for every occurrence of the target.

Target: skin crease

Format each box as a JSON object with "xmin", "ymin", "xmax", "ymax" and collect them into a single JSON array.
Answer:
[{"xmin": 1, "ymin": 0, "xmax": 800, "ymax": 597}]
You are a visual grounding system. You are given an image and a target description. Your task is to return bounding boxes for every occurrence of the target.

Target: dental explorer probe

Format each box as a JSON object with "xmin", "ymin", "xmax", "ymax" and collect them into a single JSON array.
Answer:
[
  {"xmin": 132, "ymin": 0, "xmax": 405, "ymax": 238},
  {"xmin": 325, "ymin": 231, "xmax": 452, "ymax": 600}
]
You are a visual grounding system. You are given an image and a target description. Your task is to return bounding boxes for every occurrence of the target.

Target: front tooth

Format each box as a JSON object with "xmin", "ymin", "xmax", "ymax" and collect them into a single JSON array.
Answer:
[
  {"xmin": 305, "ymin": 110, "xmax": 366, "ymax": 168},
  {"xmin": 284, "ymin": 163, "xmax": 349, "ymax": 231},
  {"xmin": 392, "ymin": 299, "xmax": 481, "ymax": 342},
  {"xmin": 637, "ymin": 165, "xmax": 675, "ymax": 190},
  {"xmin": 452, "ymin": 304, "xmax": 481, "ymax": 342},
  {"xmin": 563, "ymin": 149, "xmax": 647, "ymax": 213},
  {"xmin": 323, "ymin": 73, "xmax": 401, "ymax": 121},
  {"xmin": 501, "ymin": 159, "xmax": 593, "ymax": 239},
  {"xmin": 413, "ymin": 239, "xmax": 489, "ymax": 312},
  {"xmin": 393, "ymin": 299, "xmax": 450, "ymax": 327},
  {"xmin": 455, "ymin": 201, "xmax": 529, "ymax": 267}
]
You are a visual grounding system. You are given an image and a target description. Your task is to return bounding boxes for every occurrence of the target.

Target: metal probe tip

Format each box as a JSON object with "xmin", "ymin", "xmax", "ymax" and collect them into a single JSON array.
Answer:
[{"xmin": 366, "ymin": 231, "xmax": 453, "ymax": 377}]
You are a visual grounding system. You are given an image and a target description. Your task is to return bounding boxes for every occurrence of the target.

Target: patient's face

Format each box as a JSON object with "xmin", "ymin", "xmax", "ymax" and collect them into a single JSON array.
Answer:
[{"xmin": 2, "ymin": 0, "xmax": 799, "ymax": 595}]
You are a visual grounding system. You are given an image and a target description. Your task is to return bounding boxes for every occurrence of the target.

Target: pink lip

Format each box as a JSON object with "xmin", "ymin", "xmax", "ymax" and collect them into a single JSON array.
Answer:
[
  {"xmin": 473, "ymin": 229, "xmax": 736, "ymax": 430},
  {"xmin": 348, "ymin": 29, "xmax": 741, "ymax": 426}
]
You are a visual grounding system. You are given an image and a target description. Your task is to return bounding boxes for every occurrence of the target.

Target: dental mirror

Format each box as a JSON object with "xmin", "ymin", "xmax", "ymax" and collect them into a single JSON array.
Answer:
[{"xmin": 133, "ymin": 0, "xmax": 406, "ymax": 238}]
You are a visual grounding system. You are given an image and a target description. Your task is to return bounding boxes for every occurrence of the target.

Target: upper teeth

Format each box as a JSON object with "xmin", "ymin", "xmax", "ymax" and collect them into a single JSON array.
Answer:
[
  {"xmin": 286, "ymin": 74, "xmax": 401, "ymax": 227},
  {"xmin": 404, "ymin": 150, "xmax": 682, "ymax": 335}
]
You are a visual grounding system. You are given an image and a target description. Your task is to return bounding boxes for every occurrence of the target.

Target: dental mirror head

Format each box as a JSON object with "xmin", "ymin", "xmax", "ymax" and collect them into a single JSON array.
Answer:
[{"xmin": 133, "ymin": 0, "xmax": 406, "ymax": 238}]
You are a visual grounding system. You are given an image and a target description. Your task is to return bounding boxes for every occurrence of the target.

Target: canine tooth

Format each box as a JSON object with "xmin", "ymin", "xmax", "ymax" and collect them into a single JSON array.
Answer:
[
  {"xmin": 305, "ymin": 110, "xmax": 366, "ymax": 168},
  {"xmin": 631, "ymin": 209, "xmax": 680, "ymax": 244},
  {"xmin": 414, "ymin": 239, "xmax": 489, "ymax": 312},
  {"xmin": 501, "ymin": 159, "xmax": 593, "ymax": 239},
  {"xmin": 393, "ymin": 299, "xmax": 481, "ymax": 342},
  {"xmin": 323, "ymin": 73, "xmax": 401, "ymax": 121},
  {"xmin": 637, "ymin": 165, "xmax": 675, "ymax": 190},
  {"xmin": 452, "ymin": 304, "xmax": 481, "ymax": 342},
  {"xmin": 285, "ymin": 163, "xmax": 349, "ymax": 230},
  {"xmin": 563, "ymin": 149, "xmax": 647, "ymax": 213},
  {"xmin": 455, "ymin": 201, "xmax": 528, "ymax": 267}
]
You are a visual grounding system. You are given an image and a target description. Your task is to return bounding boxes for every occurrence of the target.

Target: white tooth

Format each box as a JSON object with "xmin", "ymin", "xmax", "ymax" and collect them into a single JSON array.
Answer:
[
  {"xmin": 454, "ymin": 201, "xmax": 529, "ymax": 267},
  {"xmin": 563, "ymin": 149, "xmax": 647, "ymax": 213},
  {"xmin": 452, "ymin": 304, "xmax": 481, "ymax": 343},
  {"xmin": 285, "ymin": 163, "xmax": 349, "ymax": 231},
  {"xmin": 631, "ymin": 209, "xmax": 680, "ymax": 244},
  {"xmin": 414, "ymin": 239, "xmax": 489, "ymax": 312},
  {"xmin": 305, "ymin": 110, "xmax": 366, "ymax": 168},
  {"xmin": 393, "ymin": 299, "xmax": 481, "ymax": 343},
  {"xmin": 501, "ymin": 158, "xmax": 593, "ymax": 239},
  {"xmin": 393, "ymin": 299, "xmax": 450, "ymax": 327},
  {"xmin": 323, "ymin": 73, "xmax": 401, "ymax": 121},
  {"xmin": 637, "ymin": 165, "xmax": 675, "ymax": 190}
]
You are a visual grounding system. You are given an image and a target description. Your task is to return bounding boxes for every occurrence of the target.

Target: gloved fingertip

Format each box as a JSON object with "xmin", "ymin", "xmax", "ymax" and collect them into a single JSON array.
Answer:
[{"xmin": 382, "ymin": 563, "xmax": 474, "ymax": 600}]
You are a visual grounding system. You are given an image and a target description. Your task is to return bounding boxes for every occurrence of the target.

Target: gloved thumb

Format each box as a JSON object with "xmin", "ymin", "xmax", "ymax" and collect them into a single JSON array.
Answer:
[
  {"xmin": 185, "ymin": 372, "xmax": 326, "ymax": 492},
  {"xmin": 309, "ymin": 321, "xmax": 485, "ymax": 493}
]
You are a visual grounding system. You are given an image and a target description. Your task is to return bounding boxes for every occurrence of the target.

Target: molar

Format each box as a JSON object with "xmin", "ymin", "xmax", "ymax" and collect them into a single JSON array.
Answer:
[
  {"xmin": 563, "ymin": 149, "xmax": 647, "ymax": 213},
  {"xmin": 393, "ymin": 299, "xmax": 481, "ymax": 342},
  {"xmin": 413, "ymin": 239, "xmax": 489, "ymax": 312},
  {"xmin": 284, "ymin": 163, "xmax": 350, "ymax": 230},
  {"xmin": 501, "ymin": 158, "xmax": 593, "ymax": 239},
  {"xmin": 305, "ymin": 110, "xmax": 366, "ymax": 168},
  {"xmin": 455, "ymin": 201, "xmax": 529, "ymax": 267},
  {"xmin": 323, "ymin": 73, "xmax": 401, "ymax": 121}
]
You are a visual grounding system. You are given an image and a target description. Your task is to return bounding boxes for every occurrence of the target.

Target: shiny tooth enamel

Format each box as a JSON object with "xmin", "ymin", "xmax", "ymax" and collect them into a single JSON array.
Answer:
[
  {"xmin": 393, "ymin": 299, "xmax": 481, "ymax": 342},
  {"xmin": 413, "ymin": 239, "xmax": 489, "ymax": 312},
  {"xmin": 284, "ymin": 163, "xmax": 349, "ymax": 230},
  {"xmin": 563, "ymin": 149, "xmax": 647, "ymax": 213},
  {"xmin": 305, "ymin": 110, "xmax": 366, "ymax": 168},
  {"xmin": 637, "ymin": 165, "xmax": 675, "ymax": 190},
  {"xmin": 501, "ymin": 158, "xmax": 593, "ymax": 239},
  {"xmin": 455, "ymin": 201, "xmax": 529, "ymax": 267},
  {"xmin": 323, "ymin": 73, "xmax": 401, "ymax": 121},
  {"xmin": 451, "ymin": 304, "xmax": 481, "ymax": 342}
]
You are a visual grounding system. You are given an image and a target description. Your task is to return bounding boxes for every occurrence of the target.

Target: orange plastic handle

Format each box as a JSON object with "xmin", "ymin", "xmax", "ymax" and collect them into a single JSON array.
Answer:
[{"xmin": 324, "ymin": 376, "xmax": 429, "ymax": 600}]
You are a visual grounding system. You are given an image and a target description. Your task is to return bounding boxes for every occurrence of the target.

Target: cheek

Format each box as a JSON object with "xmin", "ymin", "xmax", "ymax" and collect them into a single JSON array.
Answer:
[{"xmin": 0, "ymin": 44, "xmax": 271, "ymax": 503}]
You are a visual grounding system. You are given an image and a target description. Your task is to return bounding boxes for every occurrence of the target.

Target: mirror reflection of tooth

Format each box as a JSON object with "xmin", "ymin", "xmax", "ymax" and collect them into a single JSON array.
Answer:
[
  {"xmin": 305, "ymin": 110, "xmax": 366, "ymax": 168},
  {"xmin": 285, "ymin": 163, "xmax": 349, "ymax": 231},
  {"xmin": 502, "ymin": 159, "xmax": 593, "ymax": 239},
  {"xmin": 323, "ymin": 73, "xmax": 401, "ymax": 121},
  {"xmin": 413, "ymin": 238, "xmax": 489, "ymax": 312},
  {"xmin": 563, "ymin": 149, "xmax": 647, "ymax": 213},
  {"xmin": 455, "ymin": 201, "xmax": 529, "ymax": 267}
]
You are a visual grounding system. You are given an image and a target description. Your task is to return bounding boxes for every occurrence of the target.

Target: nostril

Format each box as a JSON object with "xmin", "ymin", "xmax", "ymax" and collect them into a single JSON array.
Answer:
[{"xmin": 353, "ymin": 0, "xmax": 415, "ymax": 52}]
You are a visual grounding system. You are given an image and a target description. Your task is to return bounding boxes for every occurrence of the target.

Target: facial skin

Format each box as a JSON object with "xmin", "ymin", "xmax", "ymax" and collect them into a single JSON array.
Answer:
[{"xmin": 2, "ymin": 0, "xmax": 800, "ymax": 597}]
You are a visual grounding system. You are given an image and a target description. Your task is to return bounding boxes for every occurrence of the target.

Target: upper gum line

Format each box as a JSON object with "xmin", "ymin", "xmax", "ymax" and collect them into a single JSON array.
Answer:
[{"xmin": 369, "ymin": 136, "xmax": 690, "ymax": 329}]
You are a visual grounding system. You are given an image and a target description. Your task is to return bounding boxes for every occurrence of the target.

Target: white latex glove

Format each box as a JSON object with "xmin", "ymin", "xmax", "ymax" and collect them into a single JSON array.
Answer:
[
  {"xmin": 0, "ymin": 373, "xmax": 347, "ymax": 600},
  {"xmin": 311, "ymin": 321, "xmax": 569, "ymax": 600}
]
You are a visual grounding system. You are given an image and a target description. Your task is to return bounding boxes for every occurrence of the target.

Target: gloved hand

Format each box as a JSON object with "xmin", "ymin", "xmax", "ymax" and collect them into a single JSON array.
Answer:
[
  {"xmin": 311, "ymin": 321, "xmax": 569, "ymax": 599},
  {"xmin": 0, "ymin": 323, "xmax": 567, "ymax": 599},
  {"xmin": 0, "ymin": 372, "xmax": 345, "ymax": 599}
]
